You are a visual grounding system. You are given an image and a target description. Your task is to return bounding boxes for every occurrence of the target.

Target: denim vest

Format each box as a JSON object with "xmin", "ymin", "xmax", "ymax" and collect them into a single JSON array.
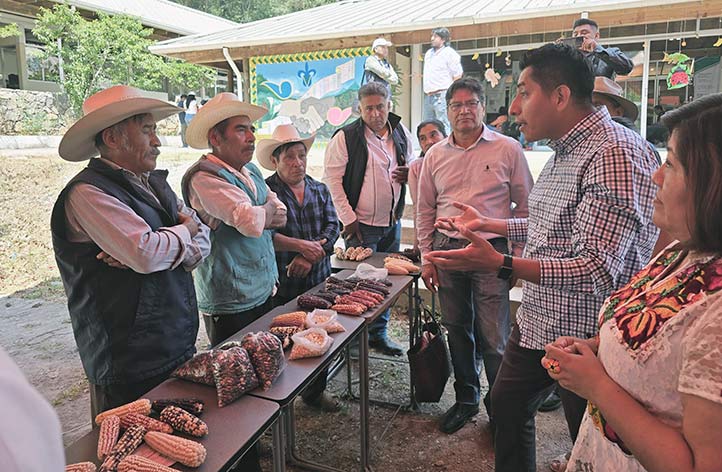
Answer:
[
  {"xmin": 51, "ymin": 159, "xmax": 198, "ymax": 385},
  {"xmin": 182, "ymin": 159, "xmax": 277, "ymax": 314}
]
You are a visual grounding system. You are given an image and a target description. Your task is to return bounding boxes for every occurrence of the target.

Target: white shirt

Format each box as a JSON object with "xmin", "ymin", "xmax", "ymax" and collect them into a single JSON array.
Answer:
[
  {"xmin": 0, "ymin": 347, "xmax": 65, "ymax": 472},
  {"xmin": 423, "ymin": 46, "xmax": 463, "ymax": 93},
  {"xmin": 323, "ymin": 122, "xmax": 414, "ymax": 227}
]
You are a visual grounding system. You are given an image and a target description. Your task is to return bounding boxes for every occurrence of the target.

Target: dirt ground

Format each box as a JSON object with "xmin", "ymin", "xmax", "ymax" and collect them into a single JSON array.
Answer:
[{"xmin": 0, "ymin": 147, "xmax": 570, "ymax": 471}]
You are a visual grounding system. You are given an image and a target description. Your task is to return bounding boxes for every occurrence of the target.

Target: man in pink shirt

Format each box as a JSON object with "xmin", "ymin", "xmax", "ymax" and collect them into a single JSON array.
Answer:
[
  {"xmin": 323, "ymin": 81, "xmax": 415, "ymax": 355},
  {"xmin": 417, "ymin": 78, "xmax": 533, "ymax": 434}
]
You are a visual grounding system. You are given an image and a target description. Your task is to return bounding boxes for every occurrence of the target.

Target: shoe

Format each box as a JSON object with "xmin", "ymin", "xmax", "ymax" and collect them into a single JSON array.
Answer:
[
  {"xmin": 549, "ymin": 452, "xmax": 570, "ymax": 472},
  {"xmin": 538, "ymin": 390, "xmax": 562, "ymax": 412},
  {"xmin": 303, "ymin": 392, "xmax": 342, "ymax": 412},
  {"xmin": 368, "ymin": 337, "xmax": 404, "ymax": 356},
  {"xmin": 439, "ymin": 402, "xmax": 479, "ymax": 434}
]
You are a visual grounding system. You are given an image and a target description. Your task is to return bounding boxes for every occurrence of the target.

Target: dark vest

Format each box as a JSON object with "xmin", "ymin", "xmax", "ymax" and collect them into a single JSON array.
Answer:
[
  {"xmin": 334, "ymin": 112, "xmax": 408, "ymax": 226},
  {"xmin": 51, "ymin": 158, "xmax": 198, "ymax": 385}
]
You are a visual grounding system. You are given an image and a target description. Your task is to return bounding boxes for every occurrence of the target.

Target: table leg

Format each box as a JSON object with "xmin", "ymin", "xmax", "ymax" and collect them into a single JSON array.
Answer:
[
  {"xmin": 272, "ymin": 413, "xmax": 286, "ymax": 472},
  {"xmin": 359, "ymin": 326, "xmax": 370, "ymax": 471}
]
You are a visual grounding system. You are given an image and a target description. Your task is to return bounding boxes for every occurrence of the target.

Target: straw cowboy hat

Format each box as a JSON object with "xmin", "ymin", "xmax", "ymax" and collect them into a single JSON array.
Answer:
[
  {"xmin": 255, "ymin": 124, "xmax": 316, "ymax": 171},
  {"xmin": 185, "ymin": 92, "xmax": 267, "ymax": 150},
  {"xmin": 593, "ymin": 77, "xmax": 639, "ymax": 121},
  {"xmin": 58, "ymin": 85, "xmax": 180, "ymax": 162}
]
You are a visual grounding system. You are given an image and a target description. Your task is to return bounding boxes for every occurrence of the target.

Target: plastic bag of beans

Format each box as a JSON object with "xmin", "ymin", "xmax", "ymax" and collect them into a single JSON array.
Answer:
[
  {"xmin": 171, "ymin": 351, "xmax": 215, "ymax": 386},
  {"xmin": 241, "ymin": 332, "xmax": 286, "ymax": 390},
  {"xmin": 211, "ymin": 346, "xmax": 259, "ymax": 407},
  {"xmin": 289, "ymin": 328, "xmax": 334, "ymax": 360},
  {"xmin": 305, "ymin": 309, "xmax": 346, "ymax": 334}
]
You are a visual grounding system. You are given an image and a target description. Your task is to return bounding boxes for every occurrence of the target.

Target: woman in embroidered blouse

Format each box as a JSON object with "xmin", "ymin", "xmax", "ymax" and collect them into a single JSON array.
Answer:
[{"xmin": 542, "ymin": 94, "xmax": 722, "ymax": 472}]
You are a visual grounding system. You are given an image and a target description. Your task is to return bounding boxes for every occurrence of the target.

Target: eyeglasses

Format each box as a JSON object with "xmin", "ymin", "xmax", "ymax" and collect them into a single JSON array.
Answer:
[{"xmin": 448, "ymin": 100, "xmax": 480, "ymax": 112}]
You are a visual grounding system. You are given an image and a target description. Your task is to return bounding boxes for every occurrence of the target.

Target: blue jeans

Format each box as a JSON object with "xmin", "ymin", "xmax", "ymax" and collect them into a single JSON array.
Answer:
[
  {"xmin": 345, "ymin": 221, "xmax": 401, "ymax": 340},
  {"xmin": 423, "ymin": 92, "xmax": 451, "ymax": 135},
  {"xmin": 433, "ymin": 232, "xmax": 511, "ymax": 406}
]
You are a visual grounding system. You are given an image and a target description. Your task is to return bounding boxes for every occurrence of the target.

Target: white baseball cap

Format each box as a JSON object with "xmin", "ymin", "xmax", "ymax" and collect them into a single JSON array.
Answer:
[{"xmin": 372, "ymin": 37, "xmax": 393, "ymax": 50}]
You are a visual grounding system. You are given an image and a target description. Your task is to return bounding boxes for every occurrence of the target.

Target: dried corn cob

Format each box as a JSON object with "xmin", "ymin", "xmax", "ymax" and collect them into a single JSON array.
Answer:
[
  {"xmin": 151, "ymin": 398, "xmax": 204, "ymax": 416},
  {"xmin": 117, "ymin": 455, "xmax": 177, "ymax": 472},
  {"xmin": 97, "ymin": 415, "xmax": 121, "ymax": 460},
  {"xmin": 325, "ymin": 285, "xmax": 352, "ymax": 296},
  {"xmin": 99, "ymin": 424, "xmax": 145, "ymax": 472},
  {"xmin": 270, "ymin": 311, "xmax": 307, "ymax": 328},
  {"xmin": 356, "ymin": 279, "xmax": 391, "ymax": 293},
  {"xmin": 338, "ymin": 294, "xmax": 372, "ymax": 308},
  {"xmin": 355, "ymin": 247, "xmax": 373, "ymax": 261},
  {"xmin": 332, "ymin": 303, "xmax": 365, "ymax": 316},
  {"xmin": 385, "ymin": 262, "xmax": 409, "ymax": 275},
  {"xmin": 326, "ymin": 276, "xmax": 357, "ymax": 289},
  {"xmin": 66, "ymin": 463, "xmax": 97, "ymax": 472},
  {"xmin": 314, "ymin": 291, "xmax": 339, "ymax": 304},
  {"xmin": 297, "ymin": 294, "xmax": 332, "ymax": 310},
  {"xmin": 119, "ymin": 413, "xmax": 173, "ymax": 434},
  {"xmin": 355, "ymin": 283, "xmax": 387, "ymax": 297},
  {"xmin": 144, "ymin": 431, "xmax": 207, "ymax": 467},
  {"xmin": 343, "ymin": 246, "xmax": 355, "ymax": 259},
  {"xmin": 95, "ymin": 399, "xmax": 151, "ymax": 426},
  {"xmin": 159, "ymin": 406, "xmax": 208, "ymax": 437},
  {"xmin": 355, "ymin": 289, "xmax": 384, "ymax": 302},
  {"xmin": 334, "ymin": 247, "xmax": 345, "ymax": 260}
]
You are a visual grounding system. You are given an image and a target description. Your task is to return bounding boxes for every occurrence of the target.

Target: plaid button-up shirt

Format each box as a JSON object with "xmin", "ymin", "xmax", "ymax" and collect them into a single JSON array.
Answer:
[
  {"xmin": 266, "ymin": 173, "xmax": 340, "ymax": 300},
  {"xmin": 507, "ymin": 107, "xmax": 659, "ymax": 350}
]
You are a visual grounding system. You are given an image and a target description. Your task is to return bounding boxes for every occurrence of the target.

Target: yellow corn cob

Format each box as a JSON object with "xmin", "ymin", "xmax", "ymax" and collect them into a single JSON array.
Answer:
[
  {"xmin": 99, "ymin": 424, "xmax": 145, "ymax": 472},
  {"xmin": 117, "ymin": 455, "xmax": 177, "ymax": 472},
  {"xmin": 159, "ymin": 406, "xmax": 208, "ymax": 437},
  {"xmin": 144, "ymin": 431, "xmax": 207, "ymax": 467},
  {"xmin": 119, "ymin": 413, "xmax": 173, "ymax": 434},
  {"xmin": 66, "ymin": 463, "xmax": 97, "ymax": 472},
  {"xmin": 95, "ymin": 399, "xmax": 151, "ymax": 426},
  {"xmin": 97, "ymin": 415, "xmax": 120, "ymax": 460}
]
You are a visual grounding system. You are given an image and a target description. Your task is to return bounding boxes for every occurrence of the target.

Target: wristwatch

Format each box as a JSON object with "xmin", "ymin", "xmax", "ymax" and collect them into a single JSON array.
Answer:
[{"xmin": 497, "ymin": 254, "xmax": 513, "ymax": 280}]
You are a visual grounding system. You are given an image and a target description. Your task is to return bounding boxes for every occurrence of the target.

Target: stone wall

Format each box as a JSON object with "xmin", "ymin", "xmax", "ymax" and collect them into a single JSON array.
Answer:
[
  {"xmin": 0, "ymin": 88, "xmax": 68, "ymax": 135},
  {"xmin": 0, "ymin": 87, "xmax": 181, "ymax": 136}
]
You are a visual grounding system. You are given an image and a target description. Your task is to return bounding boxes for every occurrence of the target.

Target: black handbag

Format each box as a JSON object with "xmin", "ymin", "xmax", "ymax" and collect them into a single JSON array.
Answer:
[{"xmin": 407, "ymin": 305, "xmax": 450, "ymax": 403}]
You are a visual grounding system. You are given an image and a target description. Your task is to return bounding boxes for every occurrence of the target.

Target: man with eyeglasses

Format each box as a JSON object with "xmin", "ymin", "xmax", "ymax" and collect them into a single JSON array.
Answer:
[
  {"xmin": 324, "ymin": 81, "xmax": 415, "ymax": 356},
  {"xmin": 416, "ymin": 77, "xmax": 533, "ymax": 434}
]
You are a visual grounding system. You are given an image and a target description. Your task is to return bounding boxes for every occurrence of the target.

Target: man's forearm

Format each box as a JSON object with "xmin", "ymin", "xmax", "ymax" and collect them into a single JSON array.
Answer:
[
  {"xmin": 272, "ymin": 233, "xmax": 305, "ymax": 253},
  {"xmin": 509, "ymin": 256, "xmax": 541, "ymax": 284}
]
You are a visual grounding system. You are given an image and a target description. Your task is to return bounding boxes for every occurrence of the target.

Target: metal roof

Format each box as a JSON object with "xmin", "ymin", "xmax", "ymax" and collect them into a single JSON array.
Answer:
[
  {"xmin": 60, "ymin": 0, "xmax": 238, "ymax": 36},
  {"xmin": 150, "ymin": 0, "xmax": 680, "ymax": 54}
]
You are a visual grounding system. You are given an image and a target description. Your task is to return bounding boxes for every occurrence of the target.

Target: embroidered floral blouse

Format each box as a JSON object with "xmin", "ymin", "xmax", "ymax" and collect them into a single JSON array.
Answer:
[{"xmin": 567, "ymin": 242, "xmax": 722, "ymax": 471}]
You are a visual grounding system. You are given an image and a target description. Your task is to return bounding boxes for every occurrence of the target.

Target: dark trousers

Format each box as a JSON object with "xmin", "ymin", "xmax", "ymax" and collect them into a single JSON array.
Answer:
[
  {"xmin": 272, "ymin": 293, "xmax": 327, "ymax": 403},
  {"xmin": 89, "ymin": 370, "xmax": 171, "ymax": 421},
  {"xmin": 344, "ymin": 221, "xmax": 401, "ymax": 340},
  {"xmin": 203, "ymin": 297, "xmax": 274, "ymax": 347},
  {"xmin": 491, "ymin": 324, "xmax": 587, "ymax": 472}
]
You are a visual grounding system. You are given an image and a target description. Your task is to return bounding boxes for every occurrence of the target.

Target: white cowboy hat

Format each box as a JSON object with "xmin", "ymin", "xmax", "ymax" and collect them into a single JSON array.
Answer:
[
  {"xmin": 256, "ymin": 124, "xmax": 315, "ymax": 171},
  {"xmin": 185, "ymin": 92, "xmax": 267, "ymax": 150},
  {"xmin": 593, "ymin": 77, "xmax": 639, "ymax": 121},
  {"xmin": 58, "ymin": 85, "xmax": 180, "ymax": 162}
]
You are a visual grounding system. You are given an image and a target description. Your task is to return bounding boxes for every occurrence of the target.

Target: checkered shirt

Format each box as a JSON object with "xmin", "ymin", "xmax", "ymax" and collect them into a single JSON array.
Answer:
[
  {"xmin": 507, "ymin": 107, "xmax": 659, "ymax": 350},
  {"xmin": 266, "ymin": 173, "xmax": 340, "ymax": 299}
]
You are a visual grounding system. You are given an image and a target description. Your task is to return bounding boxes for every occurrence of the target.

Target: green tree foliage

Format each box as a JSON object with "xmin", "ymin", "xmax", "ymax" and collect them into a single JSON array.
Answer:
[
  {"xmin": 0, "ymin": 23, "xmax": 20, "ymax": 38},
  {"xmin": 172, "ymin": 0, "xmax": 335, "ymax": 23},
  {"xmin": 32, "ymin": 4, "xmax": 215, "ymax": 115}
]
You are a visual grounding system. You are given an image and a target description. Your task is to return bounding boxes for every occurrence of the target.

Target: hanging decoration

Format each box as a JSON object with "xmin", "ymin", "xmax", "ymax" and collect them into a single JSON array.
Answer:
[
  {"xmin": 505, "ymin": 52, "xmax": 512, "ymax": 67},
  {"xmin": 484, "ymin": 53, "xmax": 501, "ymax": 88},
  {"xmin": 663, "ymin": 52, "xmax": 692, "ymax": 90},
  {"xmin": 714, "ymin": 37, "xmax": 722, "ymax": 47},
  {"xmin": 471, "ymin": 52, "xmax": 479, "ymax": 60}
]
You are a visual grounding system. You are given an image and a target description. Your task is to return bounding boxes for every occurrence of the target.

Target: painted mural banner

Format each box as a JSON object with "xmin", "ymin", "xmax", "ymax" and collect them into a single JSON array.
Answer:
[{"xmin": 250, "ymin": 47, "xmax": 371, "ymax": 139}]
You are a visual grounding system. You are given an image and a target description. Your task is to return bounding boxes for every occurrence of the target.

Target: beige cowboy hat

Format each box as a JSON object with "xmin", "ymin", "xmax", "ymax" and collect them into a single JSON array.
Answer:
[
  {"xmin": 372, "ymin": 37, "xmax": 393, "ymax": 50},
  {"xmin": 593, "ymin": 77, "xmax": 639, "ymax": 121},
  {"xmin": 255, "ymin": 124, "xmax": 316, "ymax": 171},
  {"xmin": 58, "ymin": 85, "xmax": 180, "ymax": 162},
  {"xmin": 185, "ymin": 92, "xmax": 268, "ymax": 149}
]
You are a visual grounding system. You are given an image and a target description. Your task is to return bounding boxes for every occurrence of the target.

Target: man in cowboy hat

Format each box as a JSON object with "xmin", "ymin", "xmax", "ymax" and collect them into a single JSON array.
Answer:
[
  {"xmin": 182, "ymin": 92, "xmax": 287, "ymax": 348},
  {"xmin": 51, "ymin": 85, "xmax": 211, "ymax": 419},
  {"xmin": 258, "ymin": 124, "xmax": 342, "ymax": 411},
  {"xmin": 592, "ymin": 76, "xmax": 639, "ymax": 129},
  {"xmin": 363, "ymin": 37, "xmax": 399, "ymax": 97},
  {"xmin": 324, "ymin": 81, "xmax": 415, "ymax": 356}
]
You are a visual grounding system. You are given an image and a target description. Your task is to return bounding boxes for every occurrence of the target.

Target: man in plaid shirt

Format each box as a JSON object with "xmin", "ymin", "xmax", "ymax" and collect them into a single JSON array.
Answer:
[
  {"xmin": 258, "ymin": 124, "xmax": 341, "ymax": 411},
  {"xmin": 427, "ymin": 44, "xmax": 659, "ymax": 471}
]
